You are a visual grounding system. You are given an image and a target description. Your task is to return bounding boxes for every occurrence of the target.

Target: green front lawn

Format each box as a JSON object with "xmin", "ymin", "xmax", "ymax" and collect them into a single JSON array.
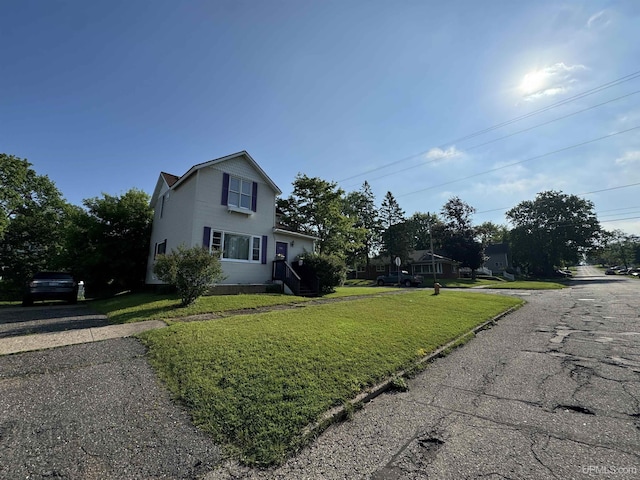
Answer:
[{"xmin": 139, "ymin": 290, "xmax": 522, "ymax": 466}]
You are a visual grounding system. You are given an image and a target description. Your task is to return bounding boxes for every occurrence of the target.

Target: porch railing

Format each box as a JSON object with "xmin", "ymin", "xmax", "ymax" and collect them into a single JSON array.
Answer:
[{"xmin": 272, "ymin": 260, "xmax": 319, "ymax": 297}]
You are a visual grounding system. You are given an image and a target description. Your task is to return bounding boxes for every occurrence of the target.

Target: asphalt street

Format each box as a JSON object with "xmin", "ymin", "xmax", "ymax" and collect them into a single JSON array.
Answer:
[
  {"xmin": 209, "ymin": 267, "xmax": 640, "ymax": 479},
  {"xmin": 1, "ymin": 268, "xmax": 638, "ymax": 479}
]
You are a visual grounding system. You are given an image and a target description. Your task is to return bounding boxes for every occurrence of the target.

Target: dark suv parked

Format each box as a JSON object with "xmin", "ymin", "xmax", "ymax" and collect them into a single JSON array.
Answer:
[
  {"xmin": 376, "ymin": 271, "xmax": 424, "ymax": 287},
  {"xmin": 22, "ymin": 272, "xmax": 78, "ymax": 306}
]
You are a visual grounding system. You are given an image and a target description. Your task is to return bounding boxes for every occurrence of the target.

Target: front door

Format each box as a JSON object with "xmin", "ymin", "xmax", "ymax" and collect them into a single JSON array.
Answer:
[{"xmin": 276, "ymin": 242, "xmax": 288, "ymax": 261}]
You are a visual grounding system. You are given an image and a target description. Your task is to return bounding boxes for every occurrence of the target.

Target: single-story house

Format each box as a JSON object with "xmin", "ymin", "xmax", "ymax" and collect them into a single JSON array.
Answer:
[
  {"xmin": 352, "ymin": 250, "xmax": 459, "ymax": 280},
  {"xmin": 409, "ymin": 250, "xmax": 460, "ymax": 279},
  {"xmin": 146, "ymin": 151, "xmax": 316, "ymax": 292}
]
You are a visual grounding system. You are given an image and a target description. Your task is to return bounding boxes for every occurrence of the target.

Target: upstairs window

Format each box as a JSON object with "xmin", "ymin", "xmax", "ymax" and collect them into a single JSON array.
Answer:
[
  {"xmin": 222, "ymin": 173, "xmax": 258, "ymax": 212},
  {"xmin": 229, "ymin": 176, "xmax": 252, "ymax": 210}
]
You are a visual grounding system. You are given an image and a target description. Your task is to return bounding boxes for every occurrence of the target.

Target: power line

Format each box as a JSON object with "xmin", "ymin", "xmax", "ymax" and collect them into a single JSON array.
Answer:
[
  {"xmin": 600, "ymin": 216, "xmax": 640, "ymax": 223},
  {"xmin": 598, "ymin": 210, "xmax": 640, "ymax": 219},
  {"xmin": 337, "ymin": 69, "xmax": 640, "ymax": 184},
  {"xmin": 343, "ymin": 90, "xmax": 640, "ymax": 189},
  {"xmin": 476, "ymin": 184, "xmax": 640, "ymax": 215},
  {"xmin": 448, "ymin": 71, "xmax": 640, "ymax": 144},
  {"xmin": 397, "ymin": 126, "xmax": 640, "ymax": 198},
  {"xmin": 577, "ymin": 182, "xmax": 640, "ymax": 196},
  {"xmin": 596, "ymin": 205, "xmax": 640, "ymax": 214}
]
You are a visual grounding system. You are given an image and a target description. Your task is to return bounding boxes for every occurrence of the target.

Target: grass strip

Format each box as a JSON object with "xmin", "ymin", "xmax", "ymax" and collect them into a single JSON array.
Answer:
[
  {"xmin": 90, "ymin": 287, "xmax": 400, "ymax": 324},
  {"xmin": 90, "ymin": 292, "xmax": 313, "ymax": 323},
  {"xmin": 139, "ymin": 290, "xmax": 522, "ymax": 466},
  {"xmin": 482, "ymin": 280, "xmax": 566, "ymax": 289}
]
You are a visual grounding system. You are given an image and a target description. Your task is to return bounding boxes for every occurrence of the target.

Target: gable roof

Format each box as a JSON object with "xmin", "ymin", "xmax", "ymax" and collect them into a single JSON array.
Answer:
[
  {"xmin": 161, "ymin": 172, "xmax": 179, "ymax": 187},
  {"xmin": 151, "ymin": 151, "xmax": 282, "ymax": 205},
  {"xmin": 373, "ymin": 250, "xmax": 457, "ymax": 265},
  {"xmin": 485, "ymin": 243, "xmax": 509, "ymax": 255},
  {"xmin": 411, "ymin": 250, "xmax": 457, "ymax": 264}
]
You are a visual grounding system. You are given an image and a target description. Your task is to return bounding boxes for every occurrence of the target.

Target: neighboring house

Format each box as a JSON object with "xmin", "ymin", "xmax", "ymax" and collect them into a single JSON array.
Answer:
[
  {"xmin": 409, "ymin": 250, "xmax": 459, "ymax": 279},
  {"xmin": 146, "ymin": 151, "xmax": 316, "ymax": 288},
  {"xmin": 351, "ymin": 259, "xmax": 390, "ymax": 280},
  {"xmin": 352, "ymin": 251, "xmax": 459, "ymax": 281},
  {"xmin": 484, "ymin": 243, "xmax": 510, "ymax": 275}
]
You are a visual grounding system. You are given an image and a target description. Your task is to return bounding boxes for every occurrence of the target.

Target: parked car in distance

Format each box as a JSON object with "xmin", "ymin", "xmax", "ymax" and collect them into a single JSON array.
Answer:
[
  {"xmin": 605, "ymin": 268, "xmax": 617, "ymax": 275},
  {"xmin": 22, "ymin": 272, "xmax": 78, "ymax": 306},
  {"xmin": 554, "ymin": 269, "xmax": 573, "ymax": 278},
  {"xmin": 376, "ymin": 271, "xmax": 423, "ymax": 287}
]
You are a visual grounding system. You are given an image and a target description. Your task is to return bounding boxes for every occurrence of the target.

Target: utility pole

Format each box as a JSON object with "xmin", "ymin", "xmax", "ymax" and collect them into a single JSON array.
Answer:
[{"xmin": 429, "ymin": 218, "xmax": 437, "ymax": 286}]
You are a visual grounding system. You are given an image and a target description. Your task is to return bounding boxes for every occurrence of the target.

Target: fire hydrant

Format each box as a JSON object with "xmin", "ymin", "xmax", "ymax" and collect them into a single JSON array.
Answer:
[{"xmin": 434, "ymin": 282, "xmax": 441, "ymax": 295}]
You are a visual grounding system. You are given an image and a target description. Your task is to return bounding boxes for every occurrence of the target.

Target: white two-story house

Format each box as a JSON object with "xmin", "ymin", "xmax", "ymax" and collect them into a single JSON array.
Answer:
[{"xmin": 146, "ymin": 151, "xmax": 316, "ymax": 289}]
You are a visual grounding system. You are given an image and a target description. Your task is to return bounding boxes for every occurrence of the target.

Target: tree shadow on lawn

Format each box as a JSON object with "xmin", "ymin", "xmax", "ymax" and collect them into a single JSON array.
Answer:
[{"xmin": 105, "ymin": 303, "xmax": 181, "ymax": 324}]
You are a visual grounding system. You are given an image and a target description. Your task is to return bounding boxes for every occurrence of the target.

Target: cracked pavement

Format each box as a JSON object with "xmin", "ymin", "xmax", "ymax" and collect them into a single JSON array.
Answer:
[
  {"xmin": 0, "ymin": 339, "xmax": 221, "ymax": 479},
  {"xmin": 208, "ymin": 266, "xmax": 640, "ymax": 479}
]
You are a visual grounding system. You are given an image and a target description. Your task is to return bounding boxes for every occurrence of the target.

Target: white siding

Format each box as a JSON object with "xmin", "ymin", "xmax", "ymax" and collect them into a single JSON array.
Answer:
[
  {"xmin": 192, "ymin": 164, "xmax": 275, "ymax": 239},
  {"xmin": 273, "ymin": 232, "xmax": 315, "ymax": 261},
  {"xmin": 146, "ymin": 178, "xmax": 197, "ymax": 284},
  {"xmin": 192, "ymin": 156, "xmax": 278, "ymax": 284}
]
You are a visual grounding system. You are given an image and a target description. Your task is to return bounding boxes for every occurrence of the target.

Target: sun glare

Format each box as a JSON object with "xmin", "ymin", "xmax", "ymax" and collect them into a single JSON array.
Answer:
[{"xmin": 520, "ymin": 69, "xmax": 547, "ymax": 95}]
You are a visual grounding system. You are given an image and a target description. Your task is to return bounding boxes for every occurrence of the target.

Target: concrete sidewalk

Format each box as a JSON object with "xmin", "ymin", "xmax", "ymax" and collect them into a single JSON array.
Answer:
[{"xmin": 0, "ymin": 320, "xmax": 166, "ymax": 355}]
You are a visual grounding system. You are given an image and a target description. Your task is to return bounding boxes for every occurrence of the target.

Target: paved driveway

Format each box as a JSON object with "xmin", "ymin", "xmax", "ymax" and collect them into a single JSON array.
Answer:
[
  {"xmin": 0, "ymin": 304, "xmax": 110, "ymax": 338},
  {"xmin": 0, "ymin": 302, "xmax": 221, "ymax": 479},
  {"xmin": 0, "ymin": 338, "xmax": 222, "ymax": 479}
]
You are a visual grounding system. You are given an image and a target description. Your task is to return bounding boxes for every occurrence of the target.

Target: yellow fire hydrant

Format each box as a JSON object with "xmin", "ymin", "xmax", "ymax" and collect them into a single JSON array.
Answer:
[{"xmin": 434, "ymin": 282, "xmax": 441, "ymax": 295}]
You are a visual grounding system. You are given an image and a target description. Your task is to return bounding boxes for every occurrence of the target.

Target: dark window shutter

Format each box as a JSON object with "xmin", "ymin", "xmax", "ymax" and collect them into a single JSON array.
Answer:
[
  {"xmin": 221, "ymin": 173, "xmax": 230, "ymax": 206},
  {"xmin": 261, "ymin": 235, "xmax": 268, "ymax": 264},
  {"xmin": 203, "ymin": 226, "xmax": 211, "ymax": 250},
  {"xmin": 251, "ymin": 182, "xmax": 258, "ymax": 212}
]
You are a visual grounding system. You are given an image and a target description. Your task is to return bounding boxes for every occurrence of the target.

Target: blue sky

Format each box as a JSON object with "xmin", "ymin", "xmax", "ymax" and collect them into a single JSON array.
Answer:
[{"xmin": 2, "ymin": 0, "xmax": 639, "ymax": 235}]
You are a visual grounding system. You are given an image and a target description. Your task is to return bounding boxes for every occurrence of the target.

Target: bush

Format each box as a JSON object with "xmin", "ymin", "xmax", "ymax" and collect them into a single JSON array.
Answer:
[
  {"xmin": 153, "ymin": 245, "xmax": 225, "ymax": 306},
  {"xmin": 298, "ymin": 252, "xmax": 346, "ymax": 295},
  {"xmin": 0, "ymin": 280, "xmax": 21, "ymax": 301}
]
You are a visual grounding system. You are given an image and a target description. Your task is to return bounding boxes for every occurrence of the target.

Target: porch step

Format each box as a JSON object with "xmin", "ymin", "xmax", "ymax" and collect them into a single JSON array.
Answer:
[{"xmin": 299, "ymin": 285, "xmax": 319, "ymax": 297}]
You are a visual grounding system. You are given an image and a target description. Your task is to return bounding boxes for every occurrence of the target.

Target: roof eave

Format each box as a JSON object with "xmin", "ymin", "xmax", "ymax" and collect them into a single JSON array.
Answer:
[
  {"xmin": 273, "ymin": 228, "xmax": 319, "ymax": 241},
  {"xmin": 171, "ymin": 151, "xmax": 282, "ymax": 195}
]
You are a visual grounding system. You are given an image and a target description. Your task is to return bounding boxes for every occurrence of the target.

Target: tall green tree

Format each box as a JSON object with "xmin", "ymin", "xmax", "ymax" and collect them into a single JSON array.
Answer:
[
  {"xmin": 594, "ymin": 230, "xmax": 639, "ymax": 267},
  {"xmin": 277, "ymin": 174, "xmax": 358, "ymax": 257},
  {"xmin": 0, "ymin": 154, "xmax": 70, "ymax": 292},
  {"xmin": 343, "ymin": 181, "xmax": 381, "ymax": 269},
  {"xmin": 476, "ymin": 221, "xmax": 510, "ymax": 246},
  {"xmin": 506, "ymin": 190, "xmax": 600, "ymax": 276},
  {"xmin": 441, "ymin": 197, "xmax": 484, "ymax": 277},
  {"xmin": 379, "ymin": 191, "xmax": 405, "ymax": 229},
  {"xmin": 381, "ymin": 221, "xmax": 414, "ymax": 265},
  {"xmin": 408, "ymin": 212, "xmax": 443, "ymax": 251},
  {"xmin": 379, "ymin": 191, "xmax": 414, "ymax": 265},
  {"xmin": 63, "ymin": 189, "xmax": 153, "ymax": 293}
]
